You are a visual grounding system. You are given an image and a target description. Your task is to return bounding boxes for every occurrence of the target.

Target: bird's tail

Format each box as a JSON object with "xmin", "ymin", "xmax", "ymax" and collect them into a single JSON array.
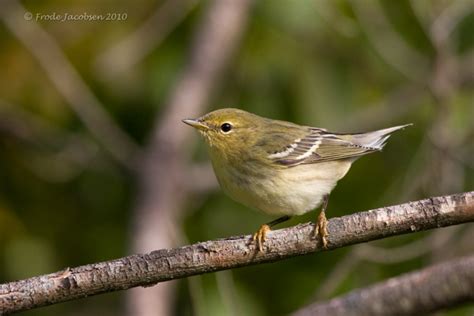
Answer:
[{"xmin": 349, "ymin": 124, "xmax": 412, "ymax": 150}]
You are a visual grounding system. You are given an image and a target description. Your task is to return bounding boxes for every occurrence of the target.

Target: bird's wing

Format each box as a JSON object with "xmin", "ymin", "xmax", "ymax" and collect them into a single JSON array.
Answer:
[{"xmin": 266, "ymin": 128, "xmax": 378, "ymax": 167}]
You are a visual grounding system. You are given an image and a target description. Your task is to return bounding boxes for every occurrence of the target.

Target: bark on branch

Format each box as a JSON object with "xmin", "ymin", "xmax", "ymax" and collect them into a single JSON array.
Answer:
[
  {"xmin": 1, "ymin": 191, "xmax": 473, "ymax": 314},
  {"xmin": 293, "ymin": 254, "xmax": 474, "ymax": 316}
]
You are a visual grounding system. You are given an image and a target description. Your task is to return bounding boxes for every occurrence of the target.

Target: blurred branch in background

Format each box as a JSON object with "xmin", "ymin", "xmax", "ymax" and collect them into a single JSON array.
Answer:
[
  {"xmin": 351, "ymin": 0, "xmax": 430, "ymax": 83},
  {"xmin": 338, "ymin": 84, "xmax": 424, "ymax": 131},
  {"xmin": 313, "ymin": 1, "xmax": 358, "ymax": 38},
  {"xmin": 293, "ymin": 254, "xmax": 474, "ymax": 316},
  {"xmin": 0, "ymin": 99, "xmax": 101, "ymax": 182},
  {"xmin": 128, "ymin": 0, "xmax": 253, "ymax": 315},
  {"xmin": 459, "ymin": 51, "xmax": 474, "ymax": 84},
  {"xmin": 314, "ymin": 225, "xmax": 461, "ymax": 300},
  {"xmin": 0, "ymin": 0, "xmax": 140, "ymax": 169},
  {"xmin": 95, "ymin": 0, "xmax": 198, "ymax": 80},
  {"xmin": 353, "ymin": 226, "xmax": 460, "ymax": 264},
  {"xmin": 1, "ymin": 191, "xmax": 472, "ymax": 314},
  {"xmin": 412, "ymin": 0, "xmax": 473, "ymax": 49},
  {"xmin": 420, "ymin": 0, "xmax": 471, "ymax": 197}
]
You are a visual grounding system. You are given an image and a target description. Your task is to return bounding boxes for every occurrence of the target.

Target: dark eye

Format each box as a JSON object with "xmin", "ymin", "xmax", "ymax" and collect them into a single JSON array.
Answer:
[{"xmin": 220, "ymin": 122, "xmax": 232, "ymax": 133}]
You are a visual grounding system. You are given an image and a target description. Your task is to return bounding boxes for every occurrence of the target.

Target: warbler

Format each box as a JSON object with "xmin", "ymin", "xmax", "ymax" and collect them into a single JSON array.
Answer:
[{"xmin": 183, "ymin": 108, "xmax": 410, "ymax": 251}]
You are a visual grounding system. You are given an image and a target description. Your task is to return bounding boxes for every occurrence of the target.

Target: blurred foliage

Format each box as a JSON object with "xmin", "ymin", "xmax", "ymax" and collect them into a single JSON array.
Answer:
[{"xmin": 0, "ymin": 0, "xmax": 473, "ymax": 315}]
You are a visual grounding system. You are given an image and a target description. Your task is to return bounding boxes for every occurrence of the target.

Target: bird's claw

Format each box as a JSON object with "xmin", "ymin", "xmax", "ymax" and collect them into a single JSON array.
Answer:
[
  {"xmin": 314, "ymin": 211, "xmax": 328, "ymax": 248},
  {"xmin": 253, "ymin": 224, "xmax": 271, "ymax": 252}
]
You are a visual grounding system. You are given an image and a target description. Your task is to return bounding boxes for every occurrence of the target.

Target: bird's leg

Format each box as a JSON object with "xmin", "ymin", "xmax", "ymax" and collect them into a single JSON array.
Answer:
[
  {"xmin": 314, "ymin": 194, "xmax": 330, "ymax": 248},
  {"xmin": 253, "ymin": 215, "xmax": 291, "ymax": 252}
]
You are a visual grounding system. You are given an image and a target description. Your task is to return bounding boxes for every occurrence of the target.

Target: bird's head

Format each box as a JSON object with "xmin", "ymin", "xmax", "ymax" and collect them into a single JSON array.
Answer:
[{"xmin": 183, "ymin": 108, "xmax": 263, "ymax": 155}]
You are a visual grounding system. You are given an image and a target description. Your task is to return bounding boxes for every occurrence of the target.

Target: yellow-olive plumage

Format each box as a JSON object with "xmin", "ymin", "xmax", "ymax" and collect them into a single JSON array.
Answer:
[{"xmin": 183, "ymin": 108, "xmax": 410, "ymax": 251}]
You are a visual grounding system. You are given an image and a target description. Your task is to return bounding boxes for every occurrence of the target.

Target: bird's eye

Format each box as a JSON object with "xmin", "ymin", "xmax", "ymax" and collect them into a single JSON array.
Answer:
[{"xmin": 220, "ymin": 122, "xmax": 233, "ymax": 133}]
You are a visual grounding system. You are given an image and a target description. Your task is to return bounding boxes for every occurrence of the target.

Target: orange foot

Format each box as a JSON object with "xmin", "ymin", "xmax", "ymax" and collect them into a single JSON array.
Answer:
[
  {"xmin": 252, "ymin": 224, "xmax": 271, "ymax": 252},
  {"xmin": 314, "ymin": 211, "xmax": 328, "ymax": 248}
]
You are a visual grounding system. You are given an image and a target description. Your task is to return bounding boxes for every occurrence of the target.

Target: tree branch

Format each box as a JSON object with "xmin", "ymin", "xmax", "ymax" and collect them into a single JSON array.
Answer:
[
  {"xmin": 0, "ymin": 192, "xmax": 472, "ymax": 314},
  {"xmin": 292, "ymin": 254, "xmax": 474, "ymax": 316}
]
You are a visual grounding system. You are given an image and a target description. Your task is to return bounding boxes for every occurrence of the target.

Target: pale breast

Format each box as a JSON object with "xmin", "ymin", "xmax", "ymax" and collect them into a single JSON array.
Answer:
[
  {"xmin": 211, "ymin": 156, "xmax": 353, "ymax": 217},
  {"xmin": 277, "ymin": 161, "xmax": 352, "ymax": 214}
]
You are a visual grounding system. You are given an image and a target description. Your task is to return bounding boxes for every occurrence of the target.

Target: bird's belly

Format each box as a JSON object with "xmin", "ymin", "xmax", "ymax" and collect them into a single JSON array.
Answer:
[{"xmin": 215, "ymin": 161, "xmax": 352, "ymax": 217}]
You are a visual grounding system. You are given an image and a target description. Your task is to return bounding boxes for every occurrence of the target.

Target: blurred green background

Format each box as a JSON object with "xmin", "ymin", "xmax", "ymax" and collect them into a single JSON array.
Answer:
[{"xmin": 0, "ymin": 0, "xmax": 473, "ymax": 315}]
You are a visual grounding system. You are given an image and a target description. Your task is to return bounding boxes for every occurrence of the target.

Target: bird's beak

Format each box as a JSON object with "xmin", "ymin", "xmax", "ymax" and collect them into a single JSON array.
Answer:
[{"xmin": 182, "ymin": 119, "xmax": 209, "ymax": 131}]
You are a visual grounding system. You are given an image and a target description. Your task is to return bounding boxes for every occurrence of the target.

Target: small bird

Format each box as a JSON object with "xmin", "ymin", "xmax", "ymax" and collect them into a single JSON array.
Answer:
[{"xmin": 183, "ymin": 108, "xmax": 410, "ymax": 251}]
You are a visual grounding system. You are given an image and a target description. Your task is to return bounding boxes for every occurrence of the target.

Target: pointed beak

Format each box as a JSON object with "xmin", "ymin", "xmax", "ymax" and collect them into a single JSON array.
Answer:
[{"xmin": 182, "ymin": 119, "xmax": 209, "ymax": 131}]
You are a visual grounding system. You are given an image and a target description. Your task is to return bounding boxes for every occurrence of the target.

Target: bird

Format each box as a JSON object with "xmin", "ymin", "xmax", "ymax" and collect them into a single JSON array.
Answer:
[{"xmin": 183, "ymin": 108, "xmax": 410, "ymax": 251}]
